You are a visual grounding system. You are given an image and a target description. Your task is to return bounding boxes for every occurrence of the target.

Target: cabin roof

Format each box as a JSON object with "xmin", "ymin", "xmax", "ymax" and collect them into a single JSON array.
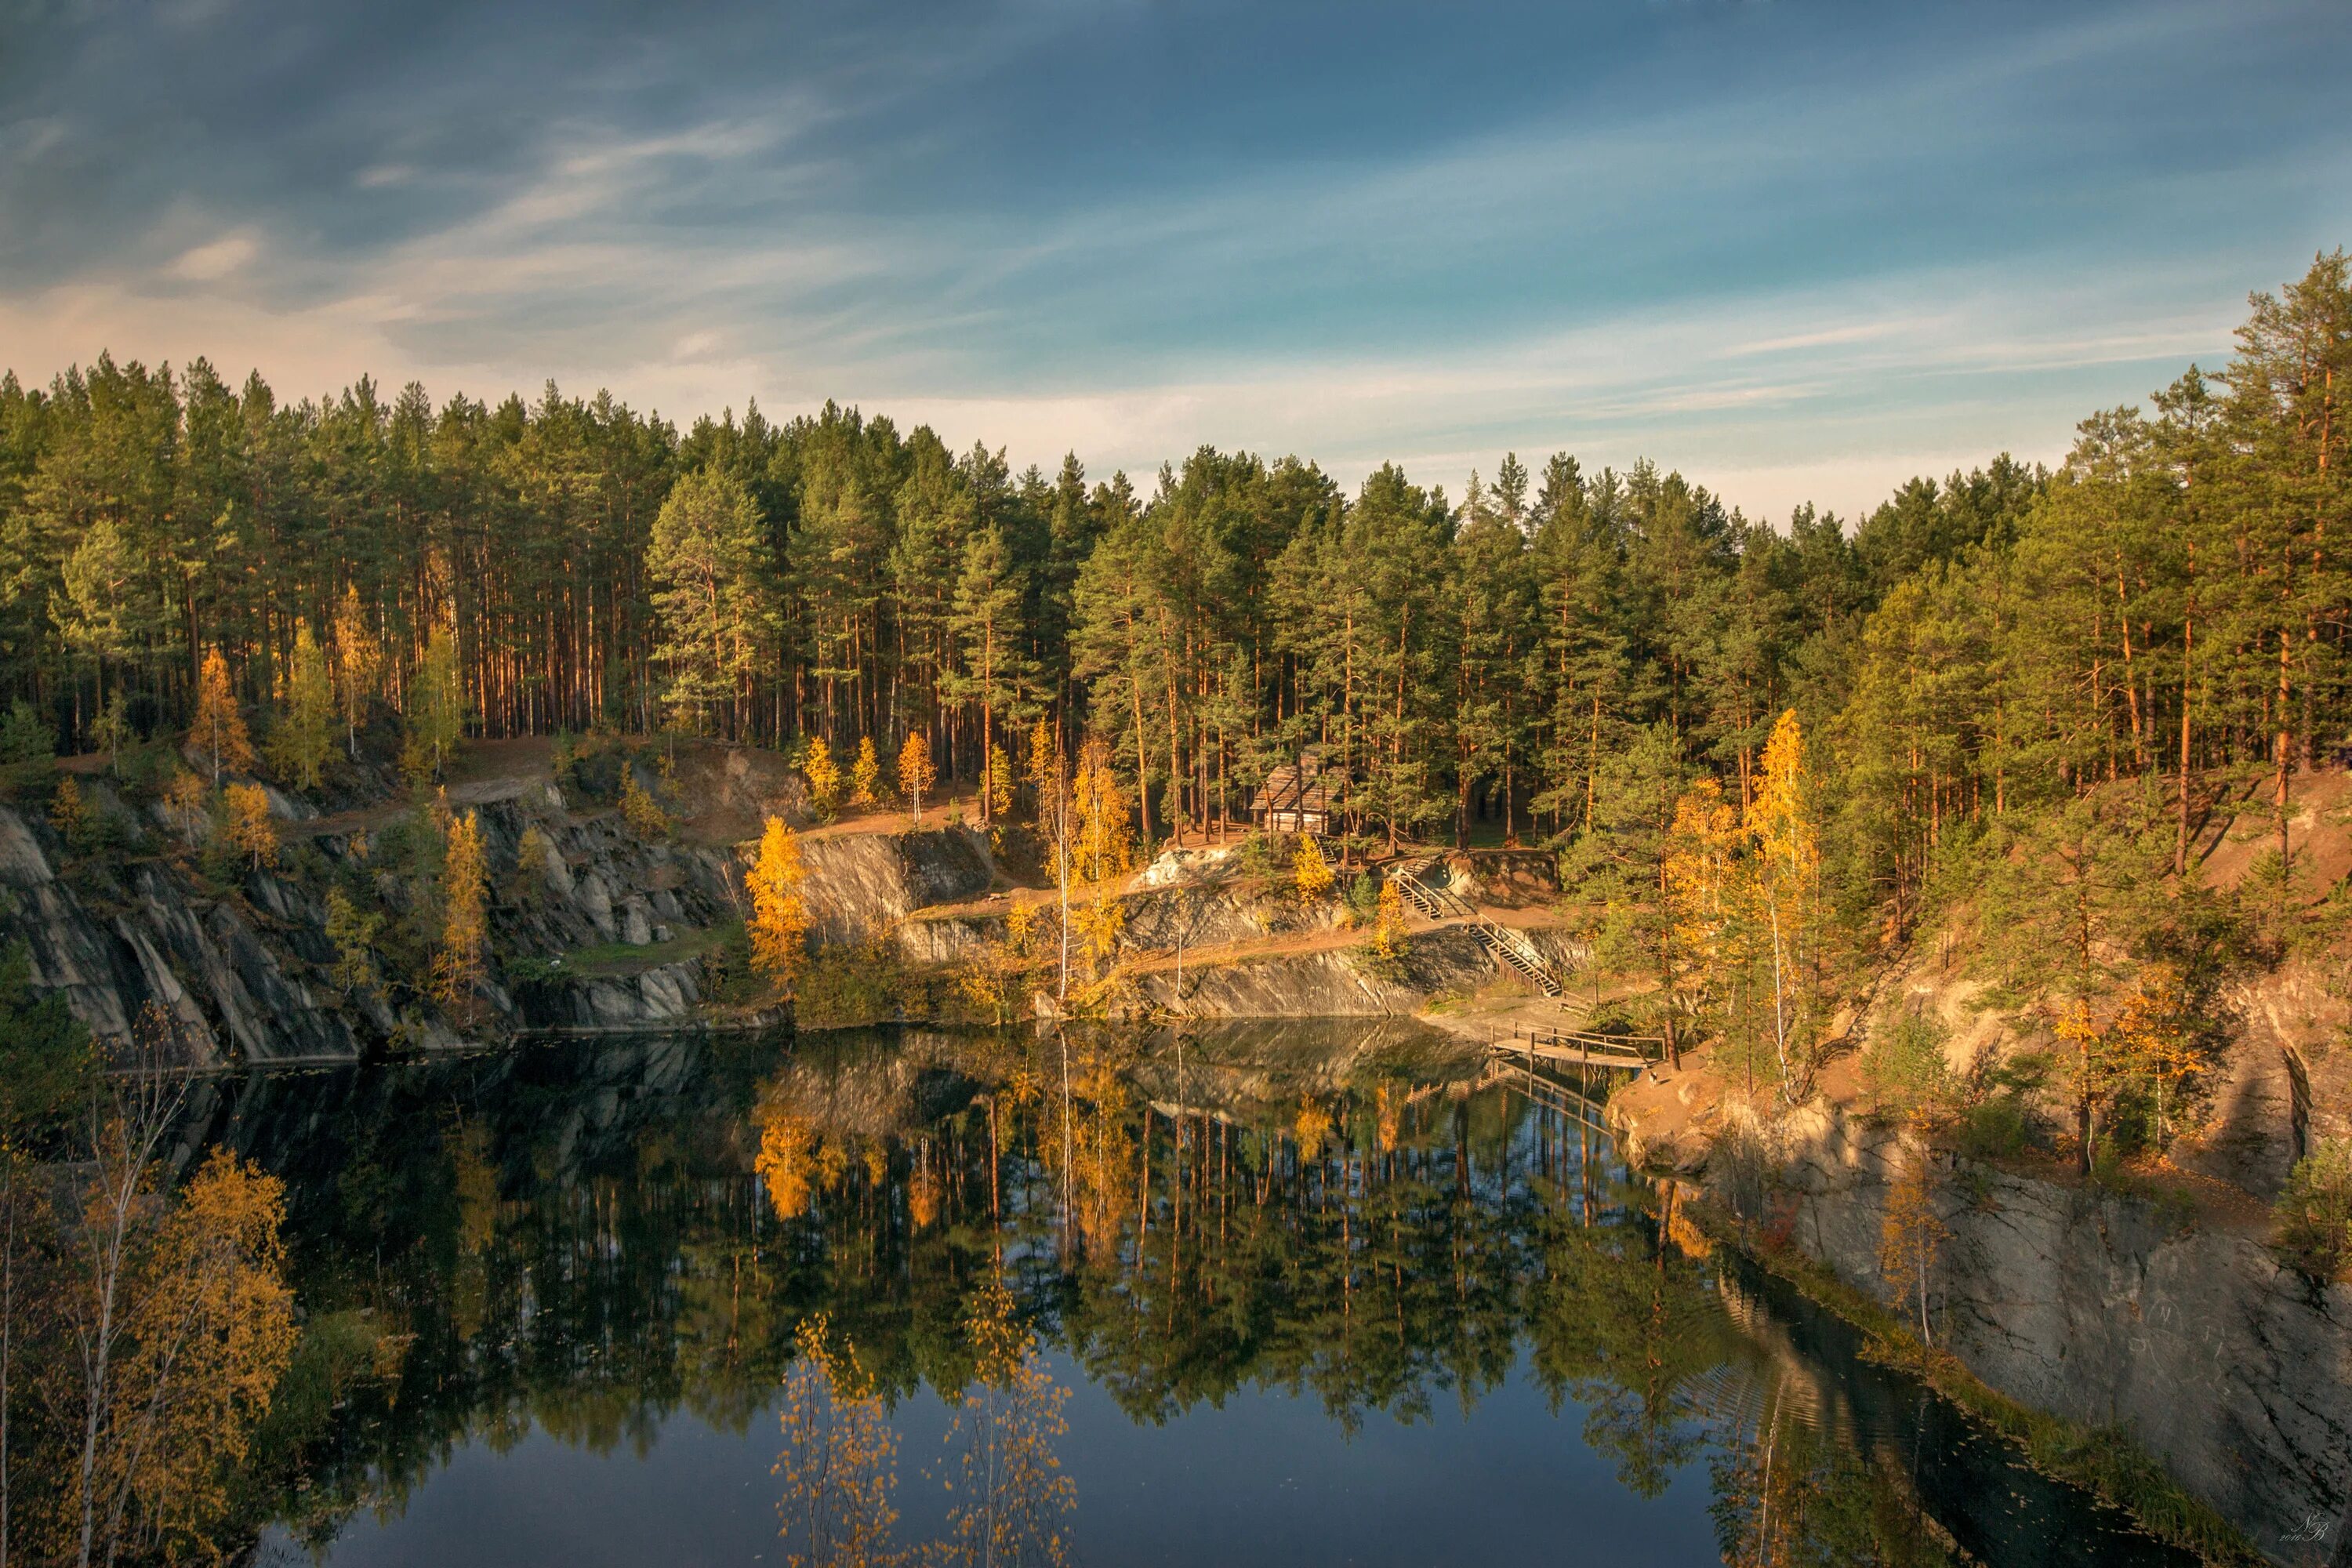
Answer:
[{"xmin": 1250, "ymin": 761, "xmax": 1343, "ymax": 814}]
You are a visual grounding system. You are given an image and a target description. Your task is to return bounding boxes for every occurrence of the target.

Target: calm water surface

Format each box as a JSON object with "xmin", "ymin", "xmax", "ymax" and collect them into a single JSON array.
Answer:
[{"xmin": 192, "ymin": 1025, "xmax": 2187, "ymax": 1567}]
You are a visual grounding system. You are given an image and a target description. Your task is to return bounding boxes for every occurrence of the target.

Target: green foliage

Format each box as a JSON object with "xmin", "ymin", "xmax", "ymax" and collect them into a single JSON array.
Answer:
[
  {"xmin": 324, "ymin": 887, "xmax": 384, "ymax": 996},
  {"xmin": 2274, "ymin": 1139, "xmax": 2352, "ymax": 1279},
  {"xmin": 794, "ymin": 936, "xmax": 908, "ymax": 1029},
  {"xmin": 1858, "ymin": 1010, "xmax": 1953, "ymax": 1114},
  {"xmin": 0, "ymin": 939, "xmax": 94, "ymax": 1134},
  {"xmin": 0, "ymin": 698, "xmax": 53, "ymax": 762},
  {"xmin": 1235, "ymin": 828, "xmax": 1274, "ymax": 881},
  {"xmin": 648, "ymin": 466, "xmax": 771, "ymax": 734},
  {"xmin": 1953, "ymin": 1100, "xmax": 2028, "ymax": 1161}
]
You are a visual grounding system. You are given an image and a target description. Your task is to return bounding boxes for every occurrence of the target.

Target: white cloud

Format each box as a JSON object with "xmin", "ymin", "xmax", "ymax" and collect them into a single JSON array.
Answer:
[{"xmin": 167, "ymin": 233, "xmax": 259, "ymax": 281}]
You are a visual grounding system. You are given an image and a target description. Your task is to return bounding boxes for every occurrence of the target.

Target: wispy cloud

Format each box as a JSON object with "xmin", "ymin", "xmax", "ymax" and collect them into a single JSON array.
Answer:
[
  {"xmin": 167, "ymin": 233, "xmax": 260, "ymax": 281},
  {"xmin": 0, "ymin": 0, "xmax": 2340, "ymax": 523}
]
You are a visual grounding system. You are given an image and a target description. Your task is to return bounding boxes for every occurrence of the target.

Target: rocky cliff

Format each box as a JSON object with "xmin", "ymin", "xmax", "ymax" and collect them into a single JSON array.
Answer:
[
  {"xmin": 1663, "ymin": 1098, "xmax": 2352, "ymax": 1566},
  {"xmin": 5, "ymin": 735, "xmax": 1572, "ymax": 1060}
]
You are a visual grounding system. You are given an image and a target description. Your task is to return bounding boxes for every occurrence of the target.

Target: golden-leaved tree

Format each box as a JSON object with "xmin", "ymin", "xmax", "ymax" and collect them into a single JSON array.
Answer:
[
  {"xmin": 267, "ymin": 621, "xmax": 336, "ymax": 790},
  {"xmin": 1292, "ymin": 833, "xmax": 1334, "ymax": 902},
  {"xmin": 802, "ymin": 737, "xmax": 840, "ymax": 820},
  {"xmin": 32, "ymin": 1012, "xmax": 296, "ymax": 1568},
  {"xmin": 851, "ymin": 736, "xmax": 882, "ymax": 808},
  {"xmin": 747, "ymin": 815, "xmax": 810, "ymax": 991},
  {"xmin": 223, "ymin": 783, "xmax": 277, "ymax": 871},
  {"xmin": 1878, "ymin": 1148, "xmax": 1949, "ymax": 1345},
  {"xmin": 1741, "ymin": 710, "xmax": 1823, "ymax": 1103},
  {"xmin": 898, "ymin": 731, "xmax": 935, "ymax": 822},
  {"xmin": 939, "ymin": 1279, "xmax": 1074, "ymax": 1567},
  {"xmin": 775, "ymin": 1314, "xmax": 900, "ymax": 1568},
  {"xmin": 330, "ymin": 583, "xmax": 380, "ymax": 760},
  {"xmin": 187, "ymin": 648, "xmax": 252, "ymax": 787},
  {"xmin": 432, "ymin": 809, "xmax": 488, "ymax": 1007}
]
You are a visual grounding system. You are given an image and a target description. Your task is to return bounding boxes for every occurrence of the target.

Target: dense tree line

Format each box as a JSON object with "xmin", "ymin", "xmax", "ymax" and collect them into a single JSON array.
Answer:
[{"xmin": 1, "ymin": 256, "xmax": 2344, "ymax": 935}]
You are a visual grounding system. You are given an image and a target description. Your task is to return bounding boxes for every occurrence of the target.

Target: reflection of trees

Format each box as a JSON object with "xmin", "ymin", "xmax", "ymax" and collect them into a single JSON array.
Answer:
[
  {"xmin": 1526, "ymin": 1183, "xmax": 1730, "ymax": 1498},
  {"xmin": 196, "ymin": 1029, "xmax": 2007, "ymax": 1563}
]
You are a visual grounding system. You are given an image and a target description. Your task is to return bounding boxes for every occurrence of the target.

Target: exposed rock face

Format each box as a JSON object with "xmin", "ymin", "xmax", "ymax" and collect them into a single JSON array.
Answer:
[
  {"xmin": 0, "ymin": 804, "xmax": 361, "ymax": 1065},
  {"xmin": 1684, "ymin": 1099, "xmax": 2352, "ymax": 1566},
  {"xmin": 800, "ymin": 826, "xmax": 992, "ymax": 942},
  {"xmin": 1121, "ymin": 926, "xmax": 1501, "ymax": 1018},
  {"xmin": 0, "ymin": 783, "xmax": 756, "ymax": 1063},
  {"xmin": 5, "ymin": 762, "xmax": 1569, "ymax": 1058}
]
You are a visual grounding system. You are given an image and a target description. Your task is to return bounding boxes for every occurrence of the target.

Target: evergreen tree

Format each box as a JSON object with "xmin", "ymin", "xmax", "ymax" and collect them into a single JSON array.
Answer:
[{"xmin": 648, "ymin": 466, "xmax": 770, "ymax": 736}]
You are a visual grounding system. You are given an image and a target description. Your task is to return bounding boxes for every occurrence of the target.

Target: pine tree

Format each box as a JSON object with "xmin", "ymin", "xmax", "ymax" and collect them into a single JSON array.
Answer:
[
  {"xmin": 188, "ymin": 648, "xmax": 253, "ymax": 786},
  {"xmin": 945, "ymin": 523, "xmax": 1035, "ymax": 826},
  {"xmin": 746, "ymin": 814, "xmax": 809, "ymax": 989},
  {"xmin": 330, "ymin": 583, "xmax": 380, "ymax": 760},
  {"xmin": 648, "ymin": 466, "xmax": 771, "ymax": 736}
]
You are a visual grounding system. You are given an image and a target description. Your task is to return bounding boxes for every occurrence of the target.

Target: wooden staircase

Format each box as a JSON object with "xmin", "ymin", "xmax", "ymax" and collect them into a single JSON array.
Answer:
[{"xmin": 1389, "ymin": 860, "xmax": 1565, "ymax": 997}]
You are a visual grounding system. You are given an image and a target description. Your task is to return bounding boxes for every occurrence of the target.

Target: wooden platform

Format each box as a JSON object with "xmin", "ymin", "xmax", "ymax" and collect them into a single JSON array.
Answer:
[{"xmin": 1494, "ymin": 1037, "xmax": 1650, "ymax": 1072}]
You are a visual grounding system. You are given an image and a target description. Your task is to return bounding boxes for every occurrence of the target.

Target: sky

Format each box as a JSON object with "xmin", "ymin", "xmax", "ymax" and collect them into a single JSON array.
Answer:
[{"xmin": 2, "ymin": 0, "xmax": 2347, "ymax": 521}]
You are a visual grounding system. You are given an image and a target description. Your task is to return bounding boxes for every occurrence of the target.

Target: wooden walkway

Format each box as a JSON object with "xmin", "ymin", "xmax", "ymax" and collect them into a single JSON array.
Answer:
[{"xmin": 1481, "ymin": 1021, "xmax": 1661, "ymax": 1073}]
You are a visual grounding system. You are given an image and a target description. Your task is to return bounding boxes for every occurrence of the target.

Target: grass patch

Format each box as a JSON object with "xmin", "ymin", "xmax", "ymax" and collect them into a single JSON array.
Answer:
[
  {"xmin": 517, "ymin": 923, "xmax": 732, "ymax": 982},
  {"xmin": 1685, "ymin": 1200, "xmax": 2264, "ymax": 1567}
]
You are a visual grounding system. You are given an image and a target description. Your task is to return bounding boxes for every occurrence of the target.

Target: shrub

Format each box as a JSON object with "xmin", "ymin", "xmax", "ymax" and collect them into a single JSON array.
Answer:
[
  {"xmin": 1860, "ymin": 1010, "xmax": 1953, "ymax": 1114},
  {"xmin": 1955, "ymin": 1100, "xmax": 2028, "ymax": 1161},
  {"xmin": 1236, "ymin": 829, "xmax": 1273, "ymax": 880},
  {"xmin": 619, "ymin": 767, "xmax": 670, "ymax": 838},
  {"xmin": 2274, "ymin": 1139, "xmax": 2352, "ymax": 1279},
  {"xmin": 795, "ymin": 937, "xmax": 905, "ymax": 1029}
]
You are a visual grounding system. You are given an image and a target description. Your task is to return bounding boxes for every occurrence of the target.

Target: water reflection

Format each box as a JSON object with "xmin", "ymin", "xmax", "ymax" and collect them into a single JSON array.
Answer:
[{"xmin": 194, "ymin": 1025, "xmax": 2187, "ymax": 1567}]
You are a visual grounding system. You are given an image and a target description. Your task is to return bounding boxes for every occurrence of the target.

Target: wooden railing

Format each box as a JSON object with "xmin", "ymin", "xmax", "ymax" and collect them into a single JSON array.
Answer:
[
  {"xmin": 1495, "ymin": 1021, "xmax": 1663, "ymax": 1069},
  {"xmin": 1391, "ymin": 861, "xmax": 1566, "ymax": 997}
]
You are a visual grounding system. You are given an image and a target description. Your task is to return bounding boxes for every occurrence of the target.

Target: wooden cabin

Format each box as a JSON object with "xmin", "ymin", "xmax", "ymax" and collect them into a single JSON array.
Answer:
[{"xmin": 1250, "ymin": 753, "xmax": 1342, "ymax": 835}]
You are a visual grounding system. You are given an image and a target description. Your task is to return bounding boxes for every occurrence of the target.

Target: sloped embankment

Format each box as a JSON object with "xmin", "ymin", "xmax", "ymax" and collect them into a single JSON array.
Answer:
[{"xmin": 1606, "ymin": 884, "xmax": 2352, "ymax": 1567}]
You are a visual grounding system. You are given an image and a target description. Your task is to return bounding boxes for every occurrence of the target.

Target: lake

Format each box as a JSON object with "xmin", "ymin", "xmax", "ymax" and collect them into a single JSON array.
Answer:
[{"xmin": 184, "ymin": 1024, "xmax": 2187, "ymax": 1566}]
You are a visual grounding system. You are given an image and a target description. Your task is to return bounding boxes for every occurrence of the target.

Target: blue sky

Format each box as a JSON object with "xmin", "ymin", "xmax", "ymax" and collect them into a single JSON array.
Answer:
[{"xmin": 2, "ymin": 0, "xmax": 2346, "ymax": 519}]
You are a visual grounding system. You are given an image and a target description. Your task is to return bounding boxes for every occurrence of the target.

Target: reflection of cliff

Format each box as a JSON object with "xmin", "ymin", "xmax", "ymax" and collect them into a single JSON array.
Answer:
[{"xmin": 1642, "ymin": 1094, "xmax": 2348, "ymax": 1566}]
